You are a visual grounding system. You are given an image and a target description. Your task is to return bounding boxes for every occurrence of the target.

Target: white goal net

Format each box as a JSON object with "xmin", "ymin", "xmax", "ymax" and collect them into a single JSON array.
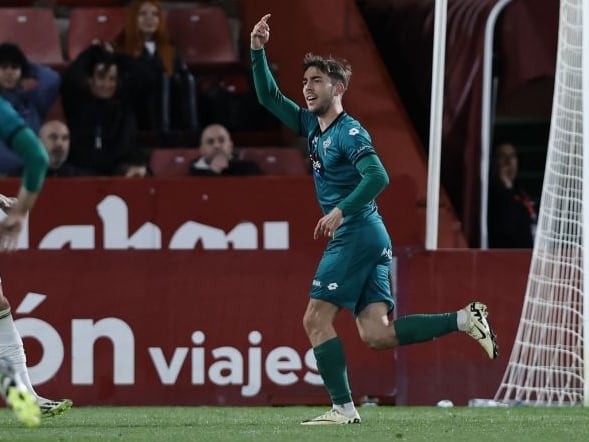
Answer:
[{"xmin": 494, "ymin": 0, "xmax": 588, "ymax": 406}]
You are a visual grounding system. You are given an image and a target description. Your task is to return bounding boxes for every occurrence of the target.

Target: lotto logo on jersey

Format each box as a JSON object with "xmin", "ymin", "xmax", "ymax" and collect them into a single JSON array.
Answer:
[{"xmin": 348, "ymin": 128, "xmax": 360, "ymax": 136}]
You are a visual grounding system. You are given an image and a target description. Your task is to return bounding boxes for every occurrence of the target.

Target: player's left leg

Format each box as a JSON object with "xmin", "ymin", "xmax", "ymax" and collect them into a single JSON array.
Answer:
[
  {"xmin": 0, "ymin": 277, "xmax": 73, "ymax": 417},
  {"xmin": 0, "ymin": 356, "xmax": 40, "ymax": 427}
]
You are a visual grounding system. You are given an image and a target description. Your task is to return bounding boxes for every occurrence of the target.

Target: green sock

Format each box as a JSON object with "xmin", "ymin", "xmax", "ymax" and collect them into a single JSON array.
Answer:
[
  {"xmin": 394, "ymin": 312, "xmax": 458, "ymax": 345},
  {"xmin": 313, "ymin": 337, "xmax": 352, "ymax": 405}
]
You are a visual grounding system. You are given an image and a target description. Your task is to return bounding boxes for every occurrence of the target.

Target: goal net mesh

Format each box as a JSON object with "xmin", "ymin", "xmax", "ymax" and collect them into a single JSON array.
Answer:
[{"xmin": 494, "ymin": 0, "xmax": 586, "ymax": 405}]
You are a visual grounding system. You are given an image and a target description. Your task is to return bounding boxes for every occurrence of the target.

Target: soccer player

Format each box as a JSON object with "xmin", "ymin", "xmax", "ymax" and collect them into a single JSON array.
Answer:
[
  {"xmin": 0, "ymin": 96, "xmax": 73, "ymax": 423},
  {"xmin": 0, "ymin": 356, "xmax": 40, "ymax": 427},
  {"xmin": 250, "ymin": 14, "xmax": 498, "ymax": 425}
]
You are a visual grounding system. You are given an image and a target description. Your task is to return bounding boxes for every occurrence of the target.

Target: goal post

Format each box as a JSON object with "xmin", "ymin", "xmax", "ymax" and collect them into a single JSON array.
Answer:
[{"xmin": 494, "ymin": 0, "xmax": 587, "ymax": 406}]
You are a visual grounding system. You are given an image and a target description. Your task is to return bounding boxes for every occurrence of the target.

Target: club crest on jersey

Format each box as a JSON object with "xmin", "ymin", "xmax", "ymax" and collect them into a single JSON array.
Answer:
[
  {"xmin": 322, "ymin": 136, "xmax": 332, "ymax": 155},
  {"xmin": 348, "ymin": 127, "xmax": 360, "ymax": 136}
]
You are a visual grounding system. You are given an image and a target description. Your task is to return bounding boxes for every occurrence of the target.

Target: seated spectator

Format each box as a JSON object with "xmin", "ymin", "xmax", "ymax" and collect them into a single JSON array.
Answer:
[
  {"xmin": 115, "ymin": 0, "xmax": 197, "ymax": 134},
  {"xmin": 40, "ymin": 120, "xmax": 95, "ymax": 177},
  {"xmin": 61, "ymin": 42, "xmax": 149, "ymax": 176},
  {"xmin": 488, "ymin": 142, "xmax": 537, "ymax": 248},
  {"xmin": 190, "ymin": 124, "xmax": 263, "ymax": 176},
  {"xmin": 0, "ymin": 42, "xmax": 60, "ymax": 176}
]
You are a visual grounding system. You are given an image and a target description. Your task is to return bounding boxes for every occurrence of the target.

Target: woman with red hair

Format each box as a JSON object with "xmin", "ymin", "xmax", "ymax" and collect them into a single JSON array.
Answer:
[{"xmin": 115, "ymin": 0, "xmax": 196, "ymax": 137}]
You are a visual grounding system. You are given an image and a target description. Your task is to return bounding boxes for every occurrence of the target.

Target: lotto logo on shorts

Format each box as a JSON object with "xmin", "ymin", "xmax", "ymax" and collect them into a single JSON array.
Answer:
[{"xmin": 327, "ymin": 283, "xmax": 339, "ymax": 291}]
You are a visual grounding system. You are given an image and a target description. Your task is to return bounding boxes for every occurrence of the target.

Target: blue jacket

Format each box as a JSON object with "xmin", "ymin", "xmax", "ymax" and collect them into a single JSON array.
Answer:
[{"xmin": 0, "ymin": 63, "xmax": 60, "ymax": 175}]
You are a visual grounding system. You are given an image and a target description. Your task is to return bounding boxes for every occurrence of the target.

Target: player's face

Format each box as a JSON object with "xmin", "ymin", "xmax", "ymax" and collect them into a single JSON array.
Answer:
[
  {"xmin": 89, "ymin": 64, "xmax": 118, "ymax": 99},
  {"xmin": 41, "ymin": 123, "xmax": 70, "ymax": 169},
  {"xmin": 303, "ymin": 67, "xmax": 337, "ymax": 116},
  {"xmin": 137, "ymin": 2, "xmax": 160, "ymax": 40},
  {"xmin": 199, "ymin": 125, "xmax": 233, "ymax": 162},
  {"xmin": 0, "ymin": 64, "xmax": 22, "ymax": 90}
]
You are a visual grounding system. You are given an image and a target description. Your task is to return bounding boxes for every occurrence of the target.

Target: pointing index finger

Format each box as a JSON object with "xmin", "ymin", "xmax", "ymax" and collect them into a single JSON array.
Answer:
[{"xmin": 260, "ymin": 13, "xmax": 271, "ymax": 23}]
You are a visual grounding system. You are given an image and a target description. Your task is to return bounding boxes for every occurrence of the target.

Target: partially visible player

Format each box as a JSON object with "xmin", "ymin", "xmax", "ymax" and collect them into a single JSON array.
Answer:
[
  {"xmin": 0, "ymin": 356, "xmax": 40, "ymax": 427},
  {"xmin": 250, "ymin": 14, "xmax": 498, "ymax": 425},
  {"xmin": 0, "ymin": 96, "xmax": 73, "ymax": 423}
]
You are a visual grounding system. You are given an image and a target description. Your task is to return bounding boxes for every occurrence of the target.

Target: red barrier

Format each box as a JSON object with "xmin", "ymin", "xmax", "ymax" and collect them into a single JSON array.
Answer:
[
  {"xmin": 0, "ymin": 176, "xmax": 418, "ymax": 406},
  {"xmin": 0, "ymin": 177, "xmax": 529, "ymax": 405}
]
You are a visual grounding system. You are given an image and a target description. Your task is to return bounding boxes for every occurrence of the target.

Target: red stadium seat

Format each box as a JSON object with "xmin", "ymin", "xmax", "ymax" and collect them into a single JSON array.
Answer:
[
  {"xmin": 66, "ymin": 7, "xmax": 127, "ymax": 61},
  {"xmin": 239, "ymin": 147, "xmax": 310, "ymax": 176},
  {"xmin": 149, "ymin": 148, "xmax": 198, "ymax": 177},
  {"xmin": 0, "ymin": 8, "xmax": 64, "ymax": 68},
  {"xmin": 54, "ymin": 0, "xmax": 123, "ymax": 5},
  {"xmin": 166, "ymin": 6, "xmax": 237, "ymax": 69},
  {"xmin": 1, "ymin": 1, "xmax": 37, "ymax": 5}
]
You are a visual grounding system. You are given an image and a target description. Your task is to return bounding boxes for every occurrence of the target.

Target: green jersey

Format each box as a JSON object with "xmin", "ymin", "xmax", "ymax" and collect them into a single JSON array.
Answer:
[
  {"xmin": 0, "ymin": 96, "xmax": 48, "ymax": 191},
  {"xmin": 251, "ymin": 48, "xmax": 394, "ymax": 315},
  {"xmin": 251, "ymin": 48, "xmax": 388, "ymax": 228},
  {"xmin": 301, "ymin": 110, "xmax": 378, "ymax": 220},
  {"xmin": 0, "ymin": 97, "xmax": 26, "ymax": 142}
]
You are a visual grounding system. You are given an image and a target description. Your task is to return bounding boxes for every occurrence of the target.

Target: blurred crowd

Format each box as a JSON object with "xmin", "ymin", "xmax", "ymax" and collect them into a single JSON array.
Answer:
[{"xmin": 0, "ymin": 0, "xmax": 290, "ymax": 179}]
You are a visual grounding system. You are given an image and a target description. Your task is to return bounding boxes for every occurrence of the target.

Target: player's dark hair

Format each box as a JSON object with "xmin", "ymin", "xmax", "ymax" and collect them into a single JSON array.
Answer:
[{"xmin": 303, "ymin": 53, "xmax": 352, "ymax": 88}]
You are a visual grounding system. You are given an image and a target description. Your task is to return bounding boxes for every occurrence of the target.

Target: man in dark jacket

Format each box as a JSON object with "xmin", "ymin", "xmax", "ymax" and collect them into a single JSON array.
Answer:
[{"xmin": 190, "ymin": 123, "xmax": 263, "ymax": 176}]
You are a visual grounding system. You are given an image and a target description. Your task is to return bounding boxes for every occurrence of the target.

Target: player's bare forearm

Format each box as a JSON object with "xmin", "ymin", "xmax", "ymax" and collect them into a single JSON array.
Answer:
[{"xmin": 12, "ymin": 187, "xmax": 39, "ymax": 216}]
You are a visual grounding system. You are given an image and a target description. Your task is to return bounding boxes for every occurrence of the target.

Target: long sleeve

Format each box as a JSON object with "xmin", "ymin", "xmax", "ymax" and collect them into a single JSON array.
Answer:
[
  {"xmin": 250, "ymin": 48, "xmax": 301, "ymax": 133},
  {"xmin": 337, "ymin": 154, "xmax": 389, "ymax": 216}
]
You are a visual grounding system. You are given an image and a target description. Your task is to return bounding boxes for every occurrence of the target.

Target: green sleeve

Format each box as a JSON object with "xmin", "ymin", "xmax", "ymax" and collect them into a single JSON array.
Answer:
[
  {"xmin": 251, "ymin": 48, "xmax": 301, "ymax": 133},
  {"xmin": 337, "ymin": 154, "xmax": 389, "ymax": 216},
  {"xmin": 11, "ymin": 127, "xmax": 49, "ymax": 192}
]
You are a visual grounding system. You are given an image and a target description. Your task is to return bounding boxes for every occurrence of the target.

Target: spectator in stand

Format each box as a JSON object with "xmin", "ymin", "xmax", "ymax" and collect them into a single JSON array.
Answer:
[
  {"xmin": 190, "ymin": 123, "xmax": 263, "ymax": 176},
  {"xmin": 39, "ymin": 120, "xmax": 95, "ymax": 177},
  {"xmin": 0, "ymin": 43, "xmax": 60, "ymax": 176},
  {"xmin": 488, "ymin": 142, "xmax": 537, "ymax": 248},
  {"xmin": 115, "ymin": 0, "xmax": 196, "ymax": 134},
  {"xmin": 61, "ymin": 42, "xmax": 149, "ymax": 177}
]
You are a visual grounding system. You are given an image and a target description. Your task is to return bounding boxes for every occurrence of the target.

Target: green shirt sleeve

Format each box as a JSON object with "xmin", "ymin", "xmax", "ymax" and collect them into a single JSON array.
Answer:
[
  {"xmin": 11, "ymin": 127, "xmax": 49, "ymax": 192},
  {"xmin": 251, "ymin": 48, "xmax": 301, "ymax": 133},
  {"xmin": 337, "ymin": 154, "xmax": 389, "ymax": 216}
]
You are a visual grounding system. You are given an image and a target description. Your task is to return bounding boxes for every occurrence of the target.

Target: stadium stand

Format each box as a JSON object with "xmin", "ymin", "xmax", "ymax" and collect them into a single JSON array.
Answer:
[
  {"xmin": 149, "ymin": 147, "xmax": 198, "ymax": 177},
  {"xmin": 54, "ymin": 0, "xmax": 123, "ymax": 5},
  {"xmin": 0, "ymin": 7, "xmax": 64, "ymax": 68},
  {"xmin": 66, "ymin": 7, "xmax": 127, "ymax": 61},
  {"xmin": 166, "ymin": 6, "xmax": 238, "ymax": 69},
  {"xmin": 238, "ymin": 147, "xmax": 309, "ymax": 176}
]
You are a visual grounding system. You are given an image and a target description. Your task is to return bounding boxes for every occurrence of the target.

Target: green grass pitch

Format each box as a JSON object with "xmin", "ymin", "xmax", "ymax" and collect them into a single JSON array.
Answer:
[{"xmin": 1, "ymin": 406, "xmax": 588, "ymax": 441}]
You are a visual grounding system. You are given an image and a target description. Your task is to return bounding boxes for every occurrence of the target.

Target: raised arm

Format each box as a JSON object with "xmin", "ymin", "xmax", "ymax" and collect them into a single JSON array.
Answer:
[
  {"xmin": 250, "ymin": 14, "xmax": 301, "ymax": 133},
  {"xmin": 0, "ymin": 101, "xmax": 48, "ymax": 252}
]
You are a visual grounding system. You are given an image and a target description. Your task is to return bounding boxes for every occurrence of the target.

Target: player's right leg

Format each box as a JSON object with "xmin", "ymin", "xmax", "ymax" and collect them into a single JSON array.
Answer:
[
  {"xmin": 0, "ymin": 357, "xmax": 40, "ymax": 427},
  {"xmin": 301, "ymin": 298, "xmax": 361, "ymax": 425},
  {"xmin": 301, "ymin": 407, "xmax": 361, "ymax": 425},
  {"xmin": 0, "ymin": 277, "xmax": 73, "ymax": 418}
]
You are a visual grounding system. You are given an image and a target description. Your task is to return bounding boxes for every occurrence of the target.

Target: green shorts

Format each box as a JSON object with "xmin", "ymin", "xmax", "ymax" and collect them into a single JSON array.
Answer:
[{"xmin": 310, "ymin": 220, "xmax": 395, "ymax": 316}]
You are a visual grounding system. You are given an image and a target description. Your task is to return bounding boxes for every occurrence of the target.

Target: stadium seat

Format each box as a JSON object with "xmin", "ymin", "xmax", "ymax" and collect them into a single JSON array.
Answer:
[
  {"xmin": 149, "ymin": 148, "xmax": 198, "ymax": 177},
  {"xmin": 238, "ymin": 147, "xmax": 310, "ymax": 176},
  {"xmin": 166, "ymin": 6, "xmax": 237, "ymax": 69},
  {"xmin": 0, "ymin": 8, "xmax": 64, "ymax": 68},
  {"xmin": 1, "ymin": 1, "xmax": 36, "ymax": 5},
  {"xmin": 66, "ymin": 7, "xmax": 127, "ymax": 61},
  {"xmin": 54, "ymin": 0, "xmax": 123, "ymax": 5}
]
